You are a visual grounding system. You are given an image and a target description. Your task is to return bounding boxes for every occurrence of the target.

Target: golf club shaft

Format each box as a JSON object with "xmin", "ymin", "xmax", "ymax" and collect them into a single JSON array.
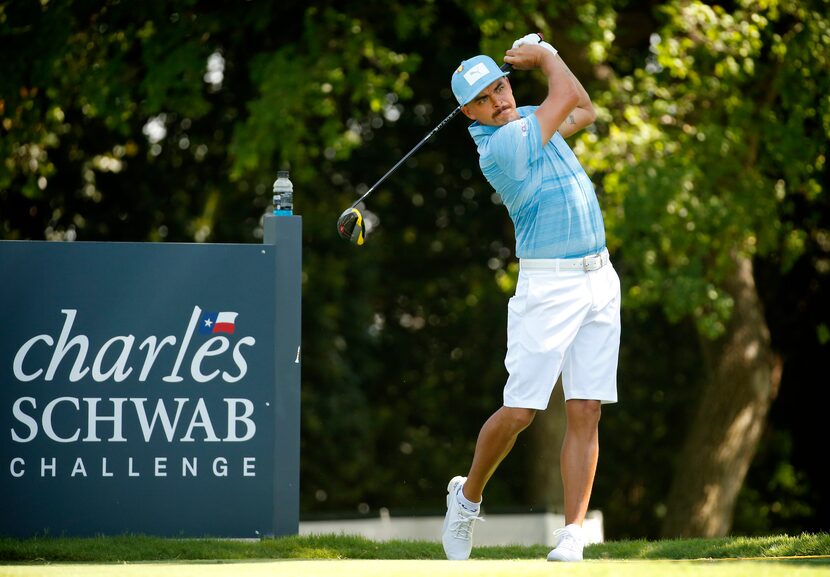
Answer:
[{"xmin": 349, "ymin": 62, "xmax": 513, "ymax": 210}]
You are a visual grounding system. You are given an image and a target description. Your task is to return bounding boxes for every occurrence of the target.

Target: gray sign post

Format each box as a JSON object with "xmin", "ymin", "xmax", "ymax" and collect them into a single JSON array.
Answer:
[
  {"xmin": 0, "ymin": 214, "xmax": 301, "ymax": 537},
  {"xmin": 264, "ymin": 213, "xmax": 302, "ymax": 537}
]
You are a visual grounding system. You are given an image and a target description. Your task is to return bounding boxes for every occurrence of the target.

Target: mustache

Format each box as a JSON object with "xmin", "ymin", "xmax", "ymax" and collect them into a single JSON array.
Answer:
[{"xmin": 493, "ymin": 106, "xmax": 511, "ymax": 119}]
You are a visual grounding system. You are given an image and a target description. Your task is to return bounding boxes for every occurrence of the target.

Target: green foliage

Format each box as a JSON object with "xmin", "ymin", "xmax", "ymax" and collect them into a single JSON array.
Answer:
[
  {"xmin": 734, "ymin": 429, "xmax": 816, "ymax": 535},
  {"xmin": 582, "ymin": 0, "xmax": 830, "ymax": 338},
  {"xmin": 229, "ymin": 6, "xmax": 422, "ymax": 182}
]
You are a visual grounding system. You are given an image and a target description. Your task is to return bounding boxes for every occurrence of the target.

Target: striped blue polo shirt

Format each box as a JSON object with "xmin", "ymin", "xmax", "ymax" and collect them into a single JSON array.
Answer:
[{"xmin": 468, "ymin": 105, "xmax": 606, "ymax": 259}]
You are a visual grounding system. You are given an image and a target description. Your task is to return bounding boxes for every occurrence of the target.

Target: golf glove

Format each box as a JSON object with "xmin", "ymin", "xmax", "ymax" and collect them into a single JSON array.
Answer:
[{"xmin": 512, "ymin": 33, "xmax": 558, "ymax": 57}]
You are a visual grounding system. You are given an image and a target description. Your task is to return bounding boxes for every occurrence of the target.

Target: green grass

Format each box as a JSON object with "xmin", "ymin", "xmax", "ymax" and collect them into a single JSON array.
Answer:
[{"xmin": 0, "ymin": 532, "xmax": 828, "ymax": 564}]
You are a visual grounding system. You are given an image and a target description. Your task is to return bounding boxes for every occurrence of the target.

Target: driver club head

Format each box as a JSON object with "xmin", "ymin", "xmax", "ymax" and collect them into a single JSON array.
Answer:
[{"xmin": 337, "ymin": 207, "xmax": 365, "ymax": 245}]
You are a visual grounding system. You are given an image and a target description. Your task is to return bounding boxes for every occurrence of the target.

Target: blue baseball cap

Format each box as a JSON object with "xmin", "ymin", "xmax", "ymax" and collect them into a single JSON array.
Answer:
[{"xmin": 451, "ymin": 54, "xmax": 510, "ymax": 106}]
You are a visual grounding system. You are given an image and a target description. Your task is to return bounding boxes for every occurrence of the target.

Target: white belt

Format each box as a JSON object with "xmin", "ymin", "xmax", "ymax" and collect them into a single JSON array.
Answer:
[{"xmin": 520, "ymin": 249, "xmax": 609, "ymax": 272}]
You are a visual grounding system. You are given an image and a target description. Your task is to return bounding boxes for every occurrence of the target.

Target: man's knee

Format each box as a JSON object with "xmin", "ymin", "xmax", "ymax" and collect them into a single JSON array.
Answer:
[
  {"xmin": 501, "ymin": 406, "xmax": 537, "ymax": 432},
  {"xmin": 565, "ymin": 399, "xmax": 601, "ymax": 427}
]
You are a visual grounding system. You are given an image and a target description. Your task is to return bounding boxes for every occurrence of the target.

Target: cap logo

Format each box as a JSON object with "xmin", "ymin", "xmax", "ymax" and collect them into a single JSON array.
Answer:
[
  {"xmin": 463, "ymin": 62, "xmax": 490, "ymax": 86},
  {"xmin": 456, "ymin": 64, "xmax": 464, "ymax": 73}
]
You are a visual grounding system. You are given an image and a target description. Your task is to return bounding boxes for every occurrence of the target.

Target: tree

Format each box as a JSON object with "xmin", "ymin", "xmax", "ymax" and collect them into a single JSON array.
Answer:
[
  {"xmin": 581, "ymin": 0, "xmax": 830, "ymax": 536},
  {"xmin": 3, "ymin": 0, "xmax": 827, "ymax": 538}
]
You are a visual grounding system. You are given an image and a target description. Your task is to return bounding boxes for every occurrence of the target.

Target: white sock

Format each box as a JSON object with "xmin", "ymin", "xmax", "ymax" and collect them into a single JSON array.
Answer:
[{"xmin": 457, "ymin": 487, "xmax": 481, "ymax": 513}]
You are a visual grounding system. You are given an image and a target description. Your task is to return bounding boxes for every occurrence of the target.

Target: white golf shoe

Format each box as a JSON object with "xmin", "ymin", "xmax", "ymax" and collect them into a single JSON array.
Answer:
[
  {"xmin": 546, "ymin": 524, "xmax": 584, "ymax": 562},
  {"xmin": 441, "ymin": 476, "xmax": 483, "ymax": 560}
]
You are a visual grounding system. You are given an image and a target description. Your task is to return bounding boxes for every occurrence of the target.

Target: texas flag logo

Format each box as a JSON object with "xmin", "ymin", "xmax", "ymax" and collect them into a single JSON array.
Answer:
[{"xmin": 199, "ymin": 311, "xmax": 238, "ymax": 335}]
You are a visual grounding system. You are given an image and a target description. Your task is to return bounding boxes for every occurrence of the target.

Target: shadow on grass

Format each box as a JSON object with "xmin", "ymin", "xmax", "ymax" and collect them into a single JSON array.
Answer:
[{"xmin": 589, "ymin": 533, "xmax": 830, "ymax": 561}]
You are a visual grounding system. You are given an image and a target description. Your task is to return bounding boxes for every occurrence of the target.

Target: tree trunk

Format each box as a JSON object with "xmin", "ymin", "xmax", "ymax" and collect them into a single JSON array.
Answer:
[
  {"xmin": 661, "ymin": 254, "xmax": 782, "ymax": 537},
  {"xmin": 528, "ymin": 380, "xmax": 566, "ymax": 512}
]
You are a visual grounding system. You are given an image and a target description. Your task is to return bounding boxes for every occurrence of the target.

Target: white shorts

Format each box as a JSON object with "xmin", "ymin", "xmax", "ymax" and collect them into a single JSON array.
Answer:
[{"xmin": 503, "ymin": 255, "xmax": 621, "ymax": 409}]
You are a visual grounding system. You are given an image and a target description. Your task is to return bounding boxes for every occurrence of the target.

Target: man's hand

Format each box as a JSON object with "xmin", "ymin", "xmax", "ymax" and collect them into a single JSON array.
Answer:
[{"xmin": 504, "ymin": 44, "xmax": 556, "ymax": 71}]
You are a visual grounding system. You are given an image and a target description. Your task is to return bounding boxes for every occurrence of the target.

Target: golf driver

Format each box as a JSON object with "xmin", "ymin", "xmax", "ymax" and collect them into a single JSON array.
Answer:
[{"xmin": 336, "ymin": 37, "xmax": 543, "ymax": 245}]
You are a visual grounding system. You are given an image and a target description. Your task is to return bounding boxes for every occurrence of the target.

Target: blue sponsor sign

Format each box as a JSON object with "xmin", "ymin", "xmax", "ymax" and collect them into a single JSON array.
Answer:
[{"xmin": 0, "ymin": 215, "xmax": 301, "ymax": 537}]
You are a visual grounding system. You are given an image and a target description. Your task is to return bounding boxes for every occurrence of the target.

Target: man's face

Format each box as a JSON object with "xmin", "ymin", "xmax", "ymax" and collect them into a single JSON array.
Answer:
[{"xmin": 461, "ymin": 77, "xmax": 518, "ymax": 127}]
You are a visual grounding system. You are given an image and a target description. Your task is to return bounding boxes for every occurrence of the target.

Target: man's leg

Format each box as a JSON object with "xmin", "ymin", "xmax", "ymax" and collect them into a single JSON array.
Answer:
[
  {"xmin": 442, "ymin": 406, "xmax": 535, "ymax": 560},
  {"xmin": 463, "ymin": 406, "xmax": 536, "ymax": 501},
  {"xmin": 561, "ymin": 399, "xmax": 601, "ymax": 524},
  {"xmin": 549, "ymin": 261, "xmax": 619, "ymax": 562},
  {"xmin": 547, "ymin": 398, "xmax": 601, "ymax": 562}
]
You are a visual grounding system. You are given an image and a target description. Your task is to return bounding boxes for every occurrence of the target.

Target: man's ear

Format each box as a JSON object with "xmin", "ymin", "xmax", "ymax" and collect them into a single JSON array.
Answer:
[{"xmin": 461, "ymin": 105, "xmax": 476, "ymax": 120}]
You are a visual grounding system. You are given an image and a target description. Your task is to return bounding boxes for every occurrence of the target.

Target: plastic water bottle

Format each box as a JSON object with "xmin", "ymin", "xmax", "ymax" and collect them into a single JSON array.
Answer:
[{"xmin": 273, "ymin": 170, "xmax": 293, "ymax": 216}]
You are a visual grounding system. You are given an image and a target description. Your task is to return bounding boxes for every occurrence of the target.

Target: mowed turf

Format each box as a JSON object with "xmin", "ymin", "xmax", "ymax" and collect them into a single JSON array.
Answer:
[
  {"xmin": 2, "ymin": 559, "xmax": 830, "ymax": 577},
  {"xmin": 1, "ymin": 533, "xmax": 828, "ymax": 577},
  {"xmin": 2, "ymin": 533, "xmax": 829, "ymax": 563}
]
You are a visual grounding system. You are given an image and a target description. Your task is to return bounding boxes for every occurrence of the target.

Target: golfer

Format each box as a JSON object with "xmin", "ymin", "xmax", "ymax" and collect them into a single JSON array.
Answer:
[{"xmin": 442, "ymin": 34, "xmax": 621, "ymax": 562}]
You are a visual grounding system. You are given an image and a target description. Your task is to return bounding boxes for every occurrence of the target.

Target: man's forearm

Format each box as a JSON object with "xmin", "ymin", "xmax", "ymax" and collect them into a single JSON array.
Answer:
[
  {"xmin": 535, "ymin": 53, "xmax": 581, "ymax": 143},
  {"xmin": 553, "ymin": 56, "xmax": 596, "ymax": 137},
  {"xmin": 541, "ymin": 53, "xmax": 580, "ymax": 104},
  {"xmin": 558, "ymin": 107, "xmax": 595, "ymax": 138}
]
